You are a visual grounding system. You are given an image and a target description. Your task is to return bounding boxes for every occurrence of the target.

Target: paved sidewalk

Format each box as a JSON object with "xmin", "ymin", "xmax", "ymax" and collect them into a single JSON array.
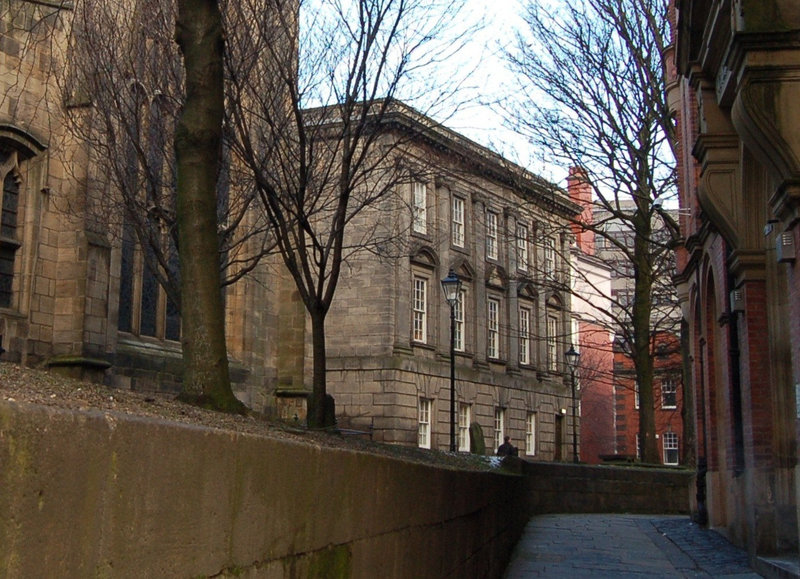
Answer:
[{"xmin": 504, "ymin": 514, "xmax": 763, "ymax": 578}]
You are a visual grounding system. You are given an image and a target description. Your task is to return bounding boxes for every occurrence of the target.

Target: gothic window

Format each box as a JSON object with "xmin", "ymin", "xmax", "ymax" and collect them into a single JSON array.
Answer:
[
  {"xmin": 116, "ymin": 89, "xmax": 180, "ymax": 341},
  {"xmin": 0, "ymin": 152, "xmax": 21, "ymax": 309}
]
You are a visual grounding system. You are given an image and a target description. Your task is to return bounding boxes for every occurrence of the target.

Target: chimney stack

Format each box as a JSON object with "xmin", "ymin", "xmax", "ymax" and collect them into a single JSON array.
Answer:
[{"xmin": 567, "ymin": 167, "xmax": 595, "ymax": 256}]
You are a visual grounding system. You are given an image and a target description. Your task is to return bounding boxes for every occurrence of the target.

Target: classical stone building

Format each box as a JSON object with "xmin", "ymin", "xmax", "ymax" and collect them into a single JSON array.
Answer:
[
  {"xmin": 1, "ymin": 2, "xmax": 581, "ymax": 458},
  {"xmin": 670, "ymin": 0, "xmax": 800, "ymax": 563},
  {"xmin": 308, "ymin": 105, "xmax": 582, "ymax": 456}
]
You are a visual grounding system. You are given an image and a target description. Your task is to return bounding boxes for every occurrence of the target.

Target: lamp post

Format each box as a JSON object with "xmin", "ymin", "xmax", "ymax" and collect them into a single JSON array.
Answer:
[
  {"xmin": 565, "ymin": 345, "xmax": 580, "ymax": 463},
  {"xmin": 441, "ymin": 269, "xmax": 462, "ymax": 452}
]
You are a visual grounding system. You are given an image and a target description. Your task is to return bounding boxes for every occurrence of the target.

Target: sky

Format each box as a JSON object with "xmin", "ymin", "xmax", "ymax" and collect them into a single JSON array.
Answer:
[{"xmin": 435, "ymin": 0, "xmax": 569, "ymax": 187}]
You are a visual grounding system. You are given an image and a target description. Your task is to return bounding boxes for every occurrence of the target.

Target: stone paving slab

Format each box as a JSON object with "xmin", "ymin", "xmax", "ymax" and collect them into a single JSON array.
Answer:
[{"xmin": 504, "ymin": 514, "xmax": 763, "ymax": 578}]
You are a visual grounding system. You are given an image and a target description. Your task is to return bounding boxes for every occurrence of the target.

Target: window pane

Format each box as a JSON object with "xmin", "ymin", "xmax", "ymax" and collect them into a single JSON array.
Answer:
[
  {"xmin": 454, "ymin": 290, "xmax": 464, "ymax": 351},
  {"xmin": 418, "ymin": 398, "xmax": 431, "ymax": 449},
  {"xmin": 458, "ymin": 403, "xmax": 471, "ymax": 451},
  {"xmin": 526, "ymin": 413, "xmax": 536, "ymax": 455},
  {"xmin": 516, "ymin": 223, "xmax": 528, "ymax": 271},
  {"xmin": 452, "ymin": 197, "xmax": 464, "ymax": 247},
  {"xmin": 139, "ymin": 243, "xmax": 158, "ymax": 337},
  {"xmin": 118, "ymin": 223, "xmax": 136, "ymax": 333},
  {"xmin": 662, "ymin": 380, "xmax": 677, "ymax": 409},
  {"xmin": 486, "ymin": 211, "xmax": 497, "ymax": 259},
  {"xmin": 494, "ymin": 408, "xmax": 504, "ymax": 449},
  {"xmin": 519, "ymin": 307, "xmax": 530, "ymax": 365},
  {"xmin": 413, "ymin": 276, "xmax": 427, "ymax": 342},
  {"xmin": 413, "ymin": 182, "xmax": 427, "ymax": 234},
  {"xmin": 1, "ymin": 172, "xmax": 19, "ymax": 239},
  {"xmin": 0, "ymin": 245, "xmax": 15, "ymax": 308},
  {"xmin": 663, "ymin": 432, "xmax": 679, "ymax": 465},
  {"xmin": 488, "ymin": 298, "xmax": 499, "ymax": 358}
]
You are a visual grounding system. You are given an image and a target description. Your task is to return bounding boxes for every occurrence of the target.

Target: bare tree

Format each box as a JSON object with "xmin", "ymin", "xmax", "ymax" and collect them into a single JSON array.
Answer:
[
  {"xmin": 505, "ymin": 0, "xmax": 678, "ymax": 462},
  {"xmin": 224, "ymin": 0, "xmax": 470, "ymax": 428}
]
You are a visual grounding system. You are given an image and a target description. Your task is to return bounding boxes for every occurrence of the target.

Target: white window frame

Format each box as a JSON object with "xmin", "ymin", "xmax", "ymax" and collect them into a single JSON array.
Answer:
[
  {"xmin": 516, "ymin": 222, "xmax": 529, "ymax": 271},
  {"xmin": 494, "ymin": 408, "xmax": 505, "ymax": 450},
  {"xmin": 418, "ymin": 398, "xmax": 432, "ymax": 449},
  {"xmin": 544, "ymin": 236, "xmax": 556, "ymax": 273},
  {"xmin": 486, "ymin": 210, "xmax": 498, "ymax": 260},
  {"xmin": 546, "ymin": 314, "xmax": 558, "ymax": 371},
  {"xmin": 412, "ymin": 182, "xmax": 427, "ymax": 234},
  {"xmin": 487, "ymin": 297, "xmax": 500, "ymax": 359},
  {"xmin": 412, "ymin": 276, "xmax": 427, "ymax": 343},
  {"xmin": 454, "ymin": 289, "xmax": 465, "ymax": 352},
  {"xmin": 663, "ymin": 432, "xmax": 679, "ymax": 465},
  {"xmin": 458, "ymin": 403, "xmax": 471, "ymax": 452},
  {"xmin": 452, "ymin": 196, "xmax": 465, "ymax": 248},
  {"xmin": 519, "ymin": 306, "xmax": 531, "ymax": 365},
  {"xmin": 526, "ymin": 412, "xmax": 537, "ymax": 456},
  {"xmin": 661, "ymin": 379, "xmax": 677, "ymax": 409},
  {"xmin": 635, "ymin": 381, "xmax": 640, "ymax": 409}
]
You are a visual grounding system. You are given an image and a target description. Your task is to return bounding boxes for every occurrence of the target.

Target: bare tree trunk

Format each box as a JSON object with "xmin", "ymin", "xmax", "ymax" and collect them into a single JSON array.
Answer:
[
  {"xmin": 174, "ymin": 0, "xmax": 242, "ymax": 412},
  {"xmin": 309, "ymin": 307, "xmax": 328, "ymax": 429},
  {"xmin": 633, "ymin": 209, "xmax": 657, "ymax": 462}
]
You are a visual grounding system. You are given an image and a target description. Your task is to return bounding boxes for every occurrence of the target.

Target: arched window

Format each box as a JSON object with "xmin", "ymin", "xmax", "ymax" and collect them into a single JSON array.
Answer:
[{"xmin": 0, "ymin": 160, "xmax": 20, "ymax": 308}]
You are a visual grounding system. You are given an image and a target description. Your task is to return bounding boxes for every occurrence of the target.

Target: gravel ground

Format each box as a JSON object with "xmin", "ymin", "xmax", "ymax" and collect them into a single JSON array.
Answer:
[{"xmin": 0, "ymin": 361, "xmax": 498, "ymax": 472}]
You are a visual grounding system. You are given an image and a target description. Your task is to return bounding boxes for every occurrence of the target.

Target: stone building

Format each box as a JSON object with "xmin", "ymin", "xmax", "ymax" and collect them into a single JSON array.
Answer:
[
  {"xmin": 670, "ymin": 0, "xmax": 800, "ymax": 563},
  {"xmin": 309, "ymin": 104, "xmax": 582, "ymax": 456},
  {"xmin": 0, "ymin": 1, "xmax": 273, "ymax": 407},
  {"xmin": 1, "ymin": 3, "xmax": 581, "ymax": 458}
]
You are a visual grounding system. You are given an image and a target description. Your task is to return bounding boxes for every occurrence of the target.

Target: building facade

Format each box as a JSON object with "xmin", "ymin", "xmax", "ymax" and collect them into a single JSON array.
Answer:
[
  {"xmin": 612, "ymin": 332, "xmax": 685, "ymax": 464},
  {"xmin": 314, "ymin": 106, "xmax": 582, "ymax": 456},
  {"xmin": 671, "ymin": 0, "xmax": 800, "ymax": 559}
]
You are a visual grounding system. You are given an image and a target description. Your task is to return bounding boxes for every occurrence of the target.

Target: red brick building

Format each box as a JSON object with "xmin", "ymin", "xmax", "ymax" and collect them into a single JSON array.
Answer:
[
  {"xmin": 613, "ymin": 332, "xmax": 684, "ymax": 464},
  {"xmin": 670, "ymin": 0, "xmax": 800, "ymax": 561}
]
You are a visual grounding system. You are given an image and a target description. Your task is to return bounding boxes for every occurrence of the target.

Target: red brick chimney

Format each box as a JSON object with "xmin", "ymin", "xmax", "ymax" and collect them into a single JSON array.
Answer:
[{"xmin": 567, "ymin": 167, "xmax": 595, "ymax": 256}]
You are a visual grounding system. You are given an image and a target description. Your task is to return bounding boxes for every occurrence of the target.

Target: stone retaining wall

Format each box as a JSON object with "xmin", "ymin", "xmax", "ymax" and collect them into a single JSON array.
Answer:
[
  {"xmin": 522, "ymin": 460, "xmax": 692, "ymax": 514},
  {"xmin": 0, "ymin": 401, "xmax": 528, "ymax": 578}
]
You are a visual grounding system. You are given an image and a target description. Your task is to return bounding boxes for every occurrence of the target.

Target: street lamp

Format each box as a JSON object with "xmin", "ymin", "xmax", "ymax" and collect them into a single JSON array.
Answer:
[
  {"xmin": 564, "ymin": 345, "xmax": 580, "ymax": 463},
  {"xmin": 441, "ymin": 269, "xmax": 462, "ymax": 452}
]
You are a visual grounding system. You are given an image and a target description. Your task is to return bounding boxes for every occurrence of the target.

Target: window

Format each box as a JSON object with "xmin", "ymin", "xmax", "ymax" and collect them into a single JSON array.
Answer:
[
  {"xmin": 412, "ymin": 182, "xmax": 427, "ymax": 234},
  {"xmin": 662, "ymin": 379, "xmax": 677, "ymax": 409},
  {"xmin": 544, "ymin": 236, "xmax": 556, "ymax": 274},
  {"xmin": 412, "ymin": 276, "xmax": 427, "ymax": 343},
  {"xmin": 418, "ymin": 398, "xmax": 432, "ymax": 449},
  {"xmin": 634, "ymin": 382, "xmax": 640, "ymax": 409},
  {"xmin": 454, "ymin": 290, "xmax": 465, "ymax": 352},
  {"xmin": 526, "ymin": 413, "xmax": 537, "ymax": 456},
  {"xmin": 116, "ymin": 93, "xmax": 182, "ymax": 342},
  {"xmin": 516, "ymin": 223, "xmax": 529, "ymax": 271},
  {"xmin": 546, "ymin": 314, "xmax": 558, "ymax": 371},
  {"xmin": 0, "ymin": 162, "xmax": 20, "ymax": 309},
  {"xmin": 117, "ymin": 218, "xmax": 181, "ymax": 341},
  {"xmin": 452, "ymin": 196, "xmax": 464, "ymax": 247},
  {"xmin": 494, "ymin": 408, "xmax": 505, "ymax": 450},
  {"xmin": 486, "ymin": 211, "xmax": 498, "ymax": 260},
  {"xmin": 519, "ymin": 307, "xmax": 531, "ymax": 365},
  {"xmin": 487, "ymin": 298, "xmax": 500, "ymax": 359},
  {"xmin": 663, "ymin": 432, "xmax": 679, "ymax": 465},
  {"xmin": 458, "ymin": 403, "xmax": 471, "ymax": 452}
]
